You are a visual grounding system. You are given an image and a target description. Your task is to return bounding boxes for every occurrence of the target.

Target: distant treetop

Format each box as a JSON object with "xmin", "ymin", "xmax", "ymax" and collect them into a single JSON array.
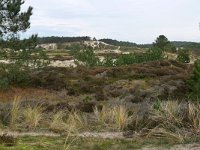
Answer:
[
  {"xmin": 38, "ymin": 36, "xmax": 91, "ymax": 44},
  {"xmin": 99, "ymin": 39, "xmax": 137, "ymax": 47}
]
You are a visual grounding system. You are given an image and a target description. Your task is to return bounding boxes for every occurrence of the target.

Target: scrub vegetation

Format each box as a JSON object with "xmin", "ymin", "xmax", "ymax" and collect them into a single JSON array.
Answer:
[{"xmin": 1, "ymin": 0, "xmax": 200, "ymax": 150}]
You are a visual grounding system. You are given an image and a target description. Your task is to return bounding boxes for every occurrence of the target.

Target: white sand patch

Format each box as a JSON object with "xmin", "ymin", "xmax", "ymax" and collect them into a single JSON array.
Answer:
[
  {"xmin": 0, "ymin": 131, "xmax": 60, "ymax": 137},
  {"xmin": 50, "ymin": 60, "xmax": 76, "ymax": 67},
  {"xmin": 0, "ymin": 60, "xmax": 10, "ymax": 64},
  {"xmin": 77, "ymin": 132, "xmax": 124, "ymax": 139}
]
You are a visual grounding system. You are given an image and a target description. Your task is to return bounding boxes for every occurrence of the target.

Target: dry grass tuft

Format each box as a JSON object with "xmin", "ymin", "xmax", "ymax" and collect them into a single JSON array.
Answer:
[
  {"xmin": 111, "ymin": 105, "xmax": 131, "ymax": 131},
  {"xmin": 94, "ymin": 106, "xmax": 110, "ymax": 125},
  {"xmin": 147, "ymin": 127, "xmax": 185, "ymax": 143},
  {"xmin": 9, "ymin": 96, "xmax": 21, "ymax": 129},
  {"xmin": 23, "ymin": 105, "xmax": 43, "ymax": 129},
  {"xmin": 151, "ymin": 100, "xmax": 183, "ymax": 128},
  {"xmin": 50, "ymin": 111, "xmax": 67, "ymax": 132},
  {"xmin": 187, "ymin": 102, "xmax": 200, "ymax": 132},
  {"xmin": 94, "ymin": 105, "xmax": 131, "ymax": 131},
  {"xmin": 66, "ymin": 111, "xmax": 88, "ymax": 133}
]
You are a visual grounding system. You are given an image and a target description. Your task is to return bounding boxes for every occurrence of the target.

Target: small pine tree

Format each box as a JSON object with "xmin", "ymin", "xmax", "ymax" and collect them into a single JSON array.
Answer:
[
  {"xmin": 177, "ymin": 49, "xmax": 190, "ymax": 63},
  {"xmin": 73, "ymin": 47, "xmax": 101, "ymax": 67},
  {"xmin": 188, "ymin": 60, "xmax": 200, "ymax": 99},
  {"xmin": 153, "ymin": 35, "xmax": 176, "ymax": 52}
]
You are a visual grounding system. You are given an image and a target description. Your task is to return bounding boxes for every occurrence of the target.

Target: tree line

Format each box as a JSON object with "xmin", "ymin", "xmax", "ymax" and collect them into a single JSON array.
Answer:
[{"xmin": 38, "ymin": 36, "xmax": 91, "ymax": 44}]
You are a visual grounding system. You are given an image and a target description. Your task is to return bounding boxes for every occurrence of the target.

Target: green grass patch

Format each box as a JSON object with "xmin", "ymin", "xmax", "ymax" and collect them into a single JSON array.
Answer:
[{"xmin": 0, "ymin": 135, "xmax": 198, "ymax": 150}]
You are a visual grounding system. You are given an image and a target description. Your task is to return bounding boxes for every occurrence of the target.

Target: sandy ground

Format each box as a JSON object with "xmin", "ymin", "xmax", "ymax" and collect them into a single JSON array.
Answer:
[
  {"xmin": 78, "ymin": 132, "xmax": 200, "ymax": 150},
  {"xmin": 0, "ymin": 131, "xmax": 60, "ymax": 137},
  {"xmin": 49, "ymin": 60, "xmax": 76, "ymax": 67},
  {"xmin": 77, "ymin": 132, "xmax": 125, "ymax": 140},
  {"xmin": 142, "ymin": 144, "xmax": 200, "ymax": 150},
  {"xmin": 0, "ymin": 60, "xmax": 10, "ymax": 64}
]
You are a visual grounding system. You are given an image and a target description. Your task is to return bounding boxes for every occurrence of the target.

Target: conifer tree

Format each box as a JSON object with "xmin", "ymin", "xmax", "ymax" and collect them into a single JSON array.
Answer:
[
  {"xmin": 188, "ymin": 60, "xmax": 200, "ymax": 99},
  {"xmin": 0, "ymin": 0, "xmax": 48, "ymax": 68},
  {"xmin": 0, "ymin": 0, "xmax": 48, "ymax": 89}
]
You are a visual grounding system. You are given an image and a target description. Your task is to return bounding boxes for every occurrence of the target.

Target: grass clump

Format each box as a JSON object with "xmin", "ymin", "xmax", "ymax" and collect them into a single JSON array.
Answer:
[
  {"xmin": 186, "ymin": 102, "xmax": 200, "ymax": 132},
  {"xmin": 50, "ymin": 110, "xmax": 88, "ymax": 134},
  {"xmin": 66, "ymin": 111, "xmax": 88, "ymax": 133},
  {"xmin": 151, "ymin": 100, "xmax": 183, "ymax": 128},
  {"xmin": 94, "ymin": 105, "xmax": 131, "ymax": 131},
  {"xmin": 23, "ymin": 105, "xmax": 43, "ymax": 129},
  {"xmin": 9, "ymin": 96, "xmax": 21, "ymax": 129},
  {"xmin": 147, "ymin": 127, "xmax": 185, "ymax": 144},
  {"xmin": 50, "ymin": 111, "xmax": 67, "ymax": 133},
  {"xmin": 111, "ymin": 105, "xmax": 131, "ymax": 131}
]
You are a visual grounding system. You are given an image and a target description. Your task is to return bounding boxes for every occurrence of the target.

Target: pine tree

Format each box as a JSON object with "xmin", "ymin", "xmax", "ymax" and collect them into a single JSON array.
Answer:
[
  {"xmin": 0, "ymin": 0, "xmax": 48, "ymax": 68},
  {"xmin": 188, "ymin": 60, "xmax": 200, "ymax": 100},
  {"xmin": 153, "ymin": 35, "xmax": 175, "ymax": 52},
  {"xmin": 177, "ymin": 49, "xmax": 190, "ymax": 63},
  {"xmin": 0, "ymin": 0, "xmax": 49, "ymax": 89}
]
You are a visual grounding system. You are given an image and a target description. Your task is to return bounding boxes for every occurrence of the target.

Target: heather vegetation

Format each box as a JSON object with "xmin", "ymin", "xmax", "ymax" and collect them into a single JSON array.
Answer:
[{"xmin": 1, "ymin": 0, "xmax": 200, "ymax": 149}]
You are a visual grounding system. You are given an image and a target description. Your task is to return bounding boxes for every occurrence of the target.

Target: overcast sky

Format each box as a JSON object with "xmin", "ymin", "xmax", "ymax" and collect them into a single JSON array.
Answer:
[{"xmin": 22, "ymin": 0, "xmax": 200, "ymax": 44}]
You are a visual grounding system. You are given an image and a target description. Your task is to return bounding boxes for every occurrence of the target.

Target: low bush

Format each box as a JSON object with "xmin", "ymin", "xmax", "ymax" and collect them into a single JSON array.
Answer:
[
  {"xmin": 0, "ymin": 63, "xmax": 30, "ymax": 89},
  {"xmin": 187, "ymin": 60, "xmax": 200, "ymax": 100},
  {"xmin": 115, "ymin": 47, "xmax": 164, "ymax": 66},
  {"xmin": 177, "ymin": 49, "xmax": 190, "ymax": 63},
  {"xmin": 72, "ymin": 47, "xmax": 165, "ymax": 67},
  {"xmin": 73, "ymin": 47, "xmax": 101, "ymax": 67}
]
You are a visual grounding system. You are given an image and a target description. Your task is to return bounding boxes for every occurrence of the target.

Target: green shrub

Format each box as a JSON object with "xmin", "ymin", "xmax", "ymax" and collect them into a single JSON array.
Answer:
[
  {"xmin": 73, "ymin": 47, "xmax": 164, "ymax": 67},
  {"xmin": 177, "ymin": 49, "xmax": 190, "ymax": 63},
  {"xmin": 146, "ymin": 47, "xmax": 165, "ymax": 61},
  {"xmin": 115, "ymin": 47, "xmax": 164, "ymax": 66},
  {"xmin": 187, "ymin": 60, "xmax": 200, "ymax": 100},
  {"xmin": 0, "ymin": 63, "xmax": 30, "ymax": 88},
  {"xmin": 153, "ymin": 35, "xmax": 176, "ymax": 52},
  {"xmin": 0, "ymin": 0, "xmax": 50, "ymax": 89},
  {"xmin": 102, "ymin": 56, "xmax": 115, "ymax": 67},
  {"xmin": 73, "ymin": 47, "xmax": 101, "ymax": 67},
  {"xmin": 0, "ymin": 77, "xmax": 9, "ymax": 89}
]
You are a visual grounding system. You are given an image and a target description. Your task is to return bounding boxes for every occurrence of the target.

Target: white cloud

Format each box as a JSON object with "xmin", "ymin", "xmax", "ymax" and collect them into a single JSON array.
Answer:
[{"xmin": 22, "ymin": 0, "xmax": 200, "ymax": 43}]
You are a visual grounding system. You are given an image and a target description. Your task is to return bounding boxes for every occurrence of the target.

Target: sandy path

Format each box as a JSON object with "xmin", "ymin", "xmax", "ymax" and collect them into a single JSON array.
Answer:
[
  {"xmin": 0, "ymin": 131, "xmax": 200, "ymax": 149},
  {"xmin": 0, "ymin": 131, "xmax": 60, "ymax": 137}
]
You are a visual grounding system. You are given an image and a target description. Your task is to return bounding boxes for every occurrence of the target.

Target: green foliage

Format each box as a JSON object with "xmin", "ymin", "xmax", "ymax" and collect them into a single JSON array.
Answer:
[
  {"xmin": 153, "ymin": 35, "xmax": 170, "ymax": 50},
  {"xmin": 0, "ymin": 0, "xmax": 33, "ymax": 36},
  {"xmin": 0, "ymin": 63, "xmax": 30, "ymax": 89},
  {"xmin": 73, "ymin": 47, "xmax": 101, "ymax": 67},
  {"xmin": 100, "ymin": 39, "xmax": 137, "ymax": 47},
  {"xmin": 115, "ymin": 47, "xmax": 164, "ymax": 66},
  {"xmin": 67, "ymin": 43, "xmax": 88, "ymax": 52},
  {"xmin": 38, "ymin": 36, "xmax": 91, "ymax": 44},
  {"xmin": 0, "ymin": 77, "xmax": 9, "ymax": 89},
  {"xmin": 73, "ymin": 47, "xmax": 164, "ymax": 67},
  {"xmin": 177, "ymin": 49, "xmax": 190, "ymax": 63},
  {"xmin": 153, "ymin": 100, "xmax": 162, "ymax": 111},
  {"xmin": 83, "ymin": 96, "xmax": 92, "ymax": 103},
  {"xmin": 187, "ymin": 60, "xmax": 200, "ymax": 100},
  {"xmin": 146, "ymin": 47, "xmax": 165, "ymax": 61},
  {"xmin": 0, "ymin": 0, "xmax": 49, "ymax": 89},
  {"xmin": 115, "ymin": 53, "xmax": 138, "ymax": 66},
  {"xmin": 102, "ymin": 56, "xmax": 114, "ymax": 67},
  {"xmin": 153, "ymin": 35, "xmax": 176, "ymax": 52}
]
